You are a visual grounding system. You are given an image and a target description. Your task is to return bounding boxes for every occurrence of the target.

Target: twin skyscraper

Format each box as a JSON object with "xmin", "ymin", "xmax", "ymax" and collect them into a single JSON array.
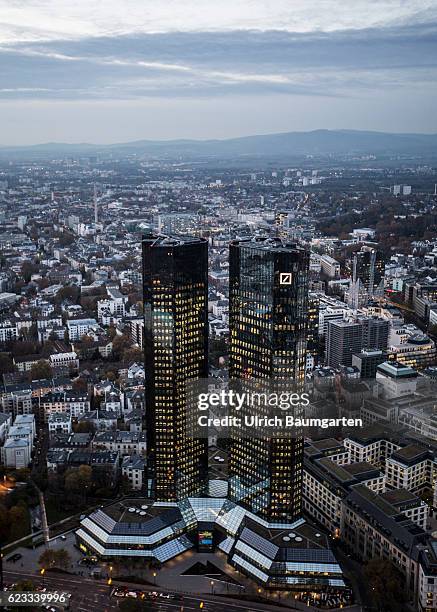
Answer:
[{"xmin": 143, "ymin": 234, "xmax": 310, "ymax": 524}]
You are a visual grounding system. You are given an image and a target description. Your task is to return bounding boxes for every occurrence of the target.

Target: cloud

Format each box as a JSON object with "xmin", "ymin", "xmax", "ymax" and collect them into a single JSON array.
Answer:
[
  {"xmin": 1, "ymin": 2, "xmax": 436, "ymax": 143},
  {"xmin": 0, "ymin": 23, "xmax": 436, "ymax": 100},
  {"xmin": 1, "ymin": 0, "xmax": 437, "ymax": 43}
]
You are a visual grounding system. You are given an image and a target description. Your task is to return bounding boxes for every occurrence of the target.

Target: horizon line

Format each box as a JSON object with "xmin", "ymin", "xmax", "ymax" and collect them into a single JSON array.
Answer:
[{"xmin": 2, "ymin": 127, "xmax": 437, "ymax": 149}]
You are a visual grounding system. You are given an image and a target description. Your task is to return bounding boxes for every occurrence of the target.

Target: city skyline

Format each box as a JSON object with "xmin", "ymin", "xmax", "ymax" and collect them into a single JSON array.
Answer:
[
  {"xmin": 1, "ymin": 2, "xmax": 437, "ymax": 608},
  {"xmin": 1, "ymin": 149, "xmax": 437, "ymax": 610}
]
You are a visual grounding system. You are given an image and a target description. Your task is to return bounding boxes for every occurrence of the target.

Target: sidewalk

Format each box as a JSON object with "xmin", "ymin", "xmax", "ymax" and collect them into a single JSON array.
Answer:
[{"xmin": 2, "ymin": 531, "xmax": 87, "ymax": 576}]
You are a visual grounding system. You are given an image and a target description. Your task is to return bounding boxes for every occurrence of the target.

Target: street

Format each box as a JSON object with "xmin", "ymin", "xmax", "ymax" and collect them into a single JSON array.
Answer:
[{"xmin": 3, "ymin": 569, "xmax": 300, "ymax": 612}]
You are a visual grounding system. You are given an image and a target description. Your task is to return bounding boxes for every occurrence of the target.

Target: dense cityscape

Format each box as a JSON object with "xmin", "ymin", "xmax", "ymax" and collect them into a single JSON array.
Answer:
[{"xmin": 0, "ymin": 146, "xmax": 436, "ymax": 612}]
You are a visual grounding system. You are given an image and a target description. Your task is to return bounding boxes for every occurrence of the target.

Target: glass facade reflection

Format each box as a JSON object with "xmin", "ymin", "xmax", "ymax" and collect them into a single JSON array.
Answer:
[
  {"xmin": 228, "ymin": 237, "xmax": 310, "ymax": 523},
  {"xmin": 143, "ymin": 234, "xmax": 208, "ymax": 502},
  {"xmin": 353, "ymin": 247, "xmax": 385, "ymax": 296},
  {"xmin": 307, "ymin": 293, "xmax": 320, "ymax": 369}
]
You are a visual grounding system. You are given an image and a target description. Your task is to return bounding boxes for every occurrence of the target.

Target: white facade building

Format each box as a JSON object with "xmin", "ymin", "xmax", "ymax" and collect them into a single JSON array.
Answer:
[
  {"xmin": 67, "ymin": 318, "xmax": 98, "ymax": 341},
  {"xmin": 121, "ymin": 454, "xmax": 145, "ymax": 490}
]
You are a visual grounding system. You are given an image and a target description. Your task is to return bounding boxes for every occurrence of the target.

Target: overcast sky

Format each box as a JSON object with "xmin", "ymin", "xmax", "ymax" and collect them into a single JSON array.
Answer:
[{"xmin": 1, "ymin": 0, "xmax": 437, "ymax": 144}]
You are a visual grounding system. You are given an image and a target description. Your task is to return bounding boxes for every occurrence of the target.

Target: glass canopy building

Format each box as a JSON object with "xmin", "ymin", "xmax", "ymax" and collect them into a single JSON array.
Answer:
[
  {"xmin": 228, "ymin": 237, "xmax": 310, "ymax": 523},
  {"xmin": 142, "ymin": 234, "xmax": 208, "ymax": 502},
  {"xmin": 76, "ymin": 234, "xmax": 349, "ymax": 599}
]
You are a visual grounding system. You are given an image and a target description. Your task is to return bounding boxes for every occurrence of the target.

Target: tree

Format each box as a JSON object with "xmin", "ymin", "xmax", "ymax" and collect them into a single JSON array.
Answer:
[
  {"xmin": 364, "ymin": 558, "xmax": 407, "ymax": 611},
  {"xmin": 81, "ymin": 334, "xmax": 95, "ymax": 348},
  {"xmin": 38, "ymin": 548, "xmax": 71, "ymax": 571},
  {"xmin": 77, "ymin": 464, "xmax": 93, "ymax": 489},
  {"xmin": 104, "ymin": 369, "xmax": 118, "ymax": 382},
  {"xmin": 78, "ymin": 335, "xmax": 97, "ymax": 359},
  {"xmin": 8, "ymin": 504, "xmax": 29, "ymax": 540},
  {"xmin": 0, "ymin": 352, "xmax": 14, "ymax": 375},
  {"xmin": 29, "ymin": 359, "xmax": 52, "ymax": 381},
  {"xmin": 113, "ymin": 333, "xmax": 133, "ymax": 358},
  {"xmin": 123, "ymin": 346, "xmax": 143, "ymax": 364},
  {"xmin": 72, "ymin": 376, "xmax": 88, "ymax": 393},
  {"xmin": 127, "ymin": 291, "xmax": 142, "ymax": 306},
  {"xmin": 73, "ymin": 421, "xmax": 95, "ymax": 434},
  {"xmin": 107, "ymin": 326, "xmax": 117, "ymax": 340},
  {"xmin": 12, "ymin": 340, "xmax": 38, "ymax": 357},
  {"xmin": 55, "ymin": 286, "xmax": 79, "ymax": 304},
  {"xmin": 120, "ymin": 474, "xmax": 133, "ymax": 495},
  {"xmin": 39, "ymin": 548, "xmax": 58, "ymax": 569},
  {"xmin": 56, "ymin": 548, "xmax": 71, "ymax": 570},
  {"xmin": 0, "ymin": 503, "xmax": 10, "ymax": 541},
  {"xmin": 21, "ymin": 261, "xmax": 39, "ymax": 282},
  {"xmin": 64, "ymin": 465, "xmax": 93, "ymax": 500},
  {"xmin": 41, "ymin": 341, "xmax": 56, "ymax": 359},
  {"xmin": 57, "ymin": 231, "xmax": 75, "ymax": 247},
  {"xmin": 64, "ymin": 470, "xmax": 80, "ymax": 493}
]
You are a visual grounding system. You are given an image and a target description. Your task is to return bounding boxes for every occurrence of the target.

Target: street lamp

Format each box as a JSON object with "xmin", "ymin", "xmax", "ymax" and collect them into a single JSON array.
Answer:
[
  {"xmin": 40, "ymin": 568, "xmax": 45, "ymax": 588},
  {"xmin": 210, "ymin": 580, "xmax": 214, "ymax": 595},
  {"xmin": 153, "ymin": 571, "xmax": 157, "ymax": 585}
]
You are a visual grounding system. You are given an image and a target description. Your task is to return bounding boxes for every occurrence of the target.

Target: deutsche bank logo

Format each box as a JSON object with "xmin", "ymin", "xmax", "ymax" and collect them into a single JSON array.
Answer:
[{"xmin": 280, "ymin": 273, "xmax": 292, "ymax": 285}]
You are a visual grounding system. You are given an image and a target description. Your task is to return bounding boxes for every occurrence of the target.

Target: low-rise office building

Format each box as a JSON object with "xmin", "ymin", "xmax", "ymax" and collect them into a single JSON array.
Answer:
[{"xmin": 341, "ymin": 484, "xmax": 437, "ymax": 611}]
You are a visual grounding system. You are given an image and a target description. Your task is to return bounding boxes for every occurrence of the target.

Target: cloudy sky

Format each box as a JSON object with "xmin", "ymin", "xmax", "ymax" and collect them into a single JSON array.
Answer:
[{"xmin": 1, "ymin": 0, "xmax": 437, "ymax": 144}]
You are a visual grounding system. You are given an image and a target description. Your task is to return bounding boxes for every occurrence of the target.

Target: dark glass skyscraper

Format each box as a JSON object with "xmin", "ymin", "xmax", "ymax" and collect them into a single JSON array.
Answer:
[
  {"xmin": 228, "ymin": 237, "xmax": 310, "ymax": 523},
  {"xmin": 354, "ymin": 247, "xmax": 385, "ymax": 294},
  {"xmin": 142, "ymin": 234, "xmax": 208, "ymax": 502},
  {"xmin": 307, "ymin": 292, "xmax": 320, "ymax": 370},
  {"xmin": 349, "ymin": 246, "xmax": 385, "ymax": 308}
]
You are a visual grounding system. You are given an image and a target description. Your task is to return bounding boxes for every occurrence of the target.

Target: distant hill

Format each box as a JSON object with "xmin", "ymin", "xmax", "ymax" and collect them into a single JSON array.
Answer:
[{"xmin": 2, "ymin": 129, "xmax": 437, "ymax": 159}]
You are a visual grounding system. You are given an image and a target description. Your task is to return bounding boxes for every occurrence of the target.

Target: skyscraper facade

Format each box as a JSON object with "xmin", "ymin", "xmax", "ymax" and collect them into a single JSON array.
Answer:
[
  {"xmin": 349, "ymin": 246, "xmax": 385, "ymax": 309},
  {"xmin": 228, "ymin": 237, "xmax": 310, "ymax": 523},
  {"xmin": 142, "ymin": 234, "xmax": 208, "ymax": 502},
  {"xmin": 306, "ymin": 292, "xmax": 320, "ymax": 371},
  {"xmin": 325, "ymin": 317, "xmax": 389, "ymax": 368}
]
